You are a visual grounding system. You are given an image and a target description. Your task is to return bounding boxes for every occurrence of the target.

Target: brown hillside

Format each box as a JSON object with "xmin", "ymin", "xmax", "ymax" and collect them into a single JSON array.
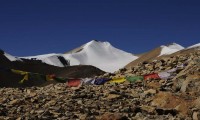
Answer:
[{"xmin": 125, "ymin": 47, "xmax": 162, "ymax": 69}]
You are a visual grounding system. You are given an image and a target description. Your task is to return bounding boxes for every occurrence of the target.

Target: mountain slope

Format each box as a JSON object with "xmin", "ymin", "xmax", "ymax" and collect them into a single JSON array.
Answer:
[
  {"xmin": 21, "ymin": 53, "xmax": 66, "ymax": 67},
  {"xmin": 125, "ymin": 47, "xmax": 161, "ymax": 69}
]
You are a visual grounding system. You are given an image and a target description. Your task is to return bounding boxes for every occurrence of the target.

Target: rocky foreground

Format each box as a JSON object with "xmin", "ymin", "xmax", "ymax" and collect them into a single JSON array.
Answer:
[{"xmin": 0, "ymin": 50, "xmax": 200, "ymax": 120}]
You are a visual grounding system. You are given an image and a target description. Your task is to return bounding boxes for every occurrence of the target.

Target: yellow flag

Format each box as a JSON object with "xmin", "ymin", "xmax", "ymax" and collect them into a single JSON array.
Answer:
[
  {"xmin": 11, "ymin": 69, "xmax": 27, "ymax": 75},
  {"xmin": 10, "ymin": 69, "xmax": 29, "ymax": 83},
  {"xmin": 19, "ymin": 73, "xmax": 29, "ymax": 84},
  {"xmin": 46, "ymin": 75, "xmax": 54, "ymax": 81},
  {"xmin": 109, "ymin": 77, "xmax": 126, "ymax": 83}
]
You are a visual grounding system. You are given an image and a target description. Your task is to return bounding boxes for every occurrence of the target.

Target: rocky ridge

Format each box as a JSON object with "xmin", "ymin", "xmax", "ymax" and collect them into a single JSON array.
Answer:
[{"xmin": 0, "ymin": 50, "xmax": 200, "ymax": 119}]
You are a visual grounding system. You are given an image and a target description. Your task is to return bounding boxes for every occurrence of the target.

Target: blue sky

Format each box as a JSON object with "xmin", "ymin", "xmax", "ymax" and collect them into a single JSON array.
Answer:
[{"xmin": 0, "ymin": 0, "xmax": 200, "ymax": 56}]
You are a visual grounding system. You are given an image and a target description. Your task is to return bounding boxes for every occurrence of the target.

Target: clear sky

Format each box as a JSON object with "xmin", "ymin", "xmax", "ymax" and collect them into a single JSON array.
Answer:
[{"xmin": 0, "ymin": 0, "xmax": 200, "ymax": 56}]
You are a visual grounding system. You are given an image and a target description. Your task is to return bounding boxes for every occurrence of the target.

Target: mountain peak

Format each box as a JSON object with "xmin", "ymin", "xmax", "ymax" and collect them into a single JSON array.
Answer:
[
  {"xmin": 87, "ymin": 40, "xmax": 109, "ymax": 44},
  {"xmin": 166, "ymin": 42, "xmax": 184, "ymax": 48},
  {"xmin": 91, "ymin": 39, "xmax": 100, "ymax": 42},
  {"xmin": 86, "ymin": 40, "xmax": 101, "ymax": 45},
  {"xmin": 169, "ymin": 42, "xmax": 179, "ymax": 45},
  {"xmin": 64, "ymin": 40, "xmax": 108, "ymax": 54},
  {"xmin": 84, "ymin": 40, "xmax": 111, "ymax": 49}
]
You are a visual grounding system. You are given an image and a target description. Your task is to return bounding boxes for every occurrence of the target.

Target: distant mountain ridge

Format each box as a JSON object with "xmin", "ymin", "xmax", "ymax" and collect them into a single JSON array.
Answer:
[{"xmin": 1, "ymin": 40, "xmax": 200, "ymax": 73}]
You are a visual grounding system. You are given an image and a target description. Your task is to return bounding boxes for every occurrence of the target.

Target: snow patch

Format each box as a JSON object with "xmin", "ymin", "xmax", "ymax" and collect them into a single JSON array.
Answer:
[
  {"xmin": 4, "ymin": 52, "xmax": 22, "ymax": 61},
  {"xmin": 187, "ymin": 43, "xmax": 200, "ymax": 49},
  {"xmin": 159, "ymin": 43, "xmax": 184, "ymax": 56}
]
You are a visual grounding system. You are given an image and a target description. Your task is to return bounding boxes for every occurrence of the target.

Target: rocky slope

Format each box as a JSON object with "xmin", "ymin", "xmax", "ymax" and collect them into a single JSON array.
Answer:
[{"xmin": 0, "ymin": 48, "xmax": 199, "ymax": 119}]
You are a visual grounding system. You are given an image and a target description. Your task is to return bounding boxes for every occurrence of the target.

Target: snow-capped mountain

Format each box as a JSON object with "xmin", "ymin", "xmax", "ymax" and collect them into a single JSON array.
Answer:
[
  {"xmin": 159, "ymin": 43, "xmax": 185, "ymax": 56},
  {"xmin": 21, "ymin": 40, "xmax": 138, "ymax": 73},
  {"xmin": 63, "ymin": 40, "xmax": 138, "ymax": 72}
]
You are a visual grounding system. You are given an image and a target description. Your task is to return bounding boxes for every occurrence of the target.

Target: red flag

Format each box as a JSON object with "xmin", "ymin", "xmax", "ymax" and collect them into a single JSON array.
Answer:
[
  {"xmin": 144, "ymin": 73, "xmax": 160, "ymax": 80},
  {"xmin": 67, "ymin": 79, "xmax": 81, "ymax": 87}
]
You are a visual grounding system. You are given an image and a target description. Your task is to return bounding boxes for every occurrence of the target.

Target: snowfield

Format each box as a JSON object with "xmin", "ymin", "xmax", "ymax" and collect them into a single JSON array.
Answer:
[{"xmin": 21, "ymin": 53, "xmax": 65, "ymax": 67}]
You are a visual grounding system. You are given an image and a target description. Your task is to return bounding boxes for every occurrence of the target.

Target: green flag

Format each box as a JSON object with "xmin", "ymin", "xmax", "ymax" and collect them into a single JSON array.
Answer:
[
  {"xmin": 126, "ymin": 76, "xmax": 144, "ymax": 82},
  {"xmin": 29, "ymin": 73, "xmax": 46, "ymax": 81},
  {"xmin": 54, "ymin": 77, "xmax": 68, "ymax": 83}
]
